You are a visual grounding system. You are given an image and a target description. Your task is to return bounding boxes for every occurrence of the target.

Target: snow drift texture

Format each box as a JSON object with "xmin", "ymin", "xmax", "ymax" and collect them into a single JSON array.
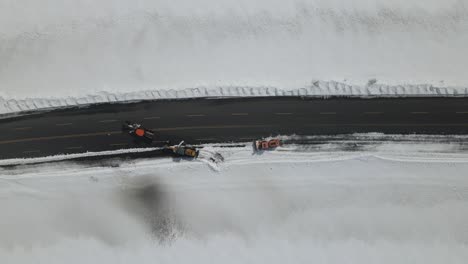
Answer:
[{"xmin": 1, "ymin": 0, "xmax": 468, "ymax": 115}]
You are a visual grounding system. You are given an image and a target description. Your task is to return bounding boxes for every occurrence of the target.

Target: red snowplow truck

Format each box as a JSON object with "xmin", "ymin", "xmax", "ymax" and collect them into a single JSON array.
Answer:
[
  {"xmin": 122, "ymin": 121, "xmax": 156, "ymax": 143},
  {"xmin": 254, "ymin": 138, "xmax": 281, "ymax": 151}
]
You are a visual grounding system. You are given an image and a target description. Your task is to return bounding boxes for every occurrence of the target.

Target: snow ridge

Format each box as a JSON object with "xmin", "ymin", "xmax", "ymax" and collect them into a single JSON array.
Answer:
[{"xmin": 1, "ymin": 81, "xmax": 467, "ymax": 116}]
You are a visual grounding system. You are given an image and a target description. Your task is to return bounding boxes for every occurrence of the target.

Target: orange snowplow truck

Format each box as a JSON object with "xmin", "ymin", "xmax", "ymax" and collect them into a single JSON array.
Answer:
[{"xmin": 122, "ymin": 121, "xmax": 156, "ymax": 143}]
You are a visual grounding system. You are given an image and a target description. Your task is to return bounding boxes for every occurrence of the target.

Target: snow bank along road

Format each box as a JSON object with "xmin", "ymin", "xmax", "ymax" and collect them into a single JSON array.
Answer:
[{"xmin": 0, "ymin": 97, "xmax": 468, "ymax": 160}]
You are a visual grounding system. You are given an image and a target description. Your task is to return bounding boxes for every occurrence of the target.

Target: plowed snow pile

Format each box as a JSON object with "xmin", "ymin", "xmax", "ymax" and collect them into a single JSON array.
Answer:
[
  {"xmin": 1, "ymin": 146, "xmax": 468, "ymax": 263},
  {"xmin": 1, "ymin": 0, "xmax": 468, "ymax": 114}
]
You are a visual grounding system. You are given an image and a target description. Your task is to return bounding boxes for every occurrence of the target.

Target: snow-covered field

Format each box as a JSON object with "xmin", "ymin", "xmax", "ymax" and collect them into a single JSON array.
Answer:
[
  {"xmin": 1, "ymin": 144, "xmax": 468, "ymax": 263},
  {"xmin": 1, "ymin": 0, "xmax": 468, "ymax": 115}
]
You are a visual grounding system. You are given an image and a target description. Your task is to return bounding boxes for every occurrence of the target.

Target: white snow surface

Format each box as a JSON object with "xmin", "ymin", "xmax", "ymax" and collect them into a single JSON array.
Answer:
[
  {"xmin": 1, "ymin": 143, "xmax": 468, "ymax": 263},
  {"xmin": 1, "ymin": 0, "xmax": 468, "ymax": 115}
]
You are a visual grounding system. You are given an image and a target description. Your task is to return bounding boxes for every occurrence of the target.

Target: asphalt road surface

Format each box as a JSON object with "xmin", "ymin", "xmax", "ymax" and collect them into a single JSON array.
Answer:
[{"xmin": 0, "ymin": 97, "xmax": 467, "ymax": 159}]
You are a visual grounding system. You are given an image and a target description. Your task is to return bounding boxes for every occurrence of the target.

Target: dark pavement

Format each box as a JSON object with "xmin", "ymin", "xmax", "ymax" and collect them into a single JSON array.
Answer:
[{"xmin": 0, "ymin": 97, "xmax": 467, "ymax": 159}]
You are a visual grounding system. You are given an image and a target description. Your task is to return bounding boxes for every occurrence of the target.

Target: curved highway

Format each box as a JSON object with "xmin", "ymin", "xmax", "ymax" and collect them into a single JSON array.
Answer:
[{"xmin": 0, "ymin": 97, "xmax": 468, "ymax": 159}]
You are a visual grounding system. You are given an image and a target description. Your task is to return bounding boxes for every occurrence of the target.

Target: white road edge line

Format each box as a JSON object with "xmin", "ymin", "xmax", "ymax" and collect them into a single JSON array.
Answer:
[
  {"xmin": 143, "ymin": 116, "xmax": 161, "ymax": 120},
  {"xmin": 196, "ymin": 138, "xmax": 217, "ymax": 141},
  {"xmin": 187, "ymin": 114, "xmax": 205, "ymax": 117},
  {"xmin": 99, "ymin": 120, "xmax": 118, "ymax": 123}
]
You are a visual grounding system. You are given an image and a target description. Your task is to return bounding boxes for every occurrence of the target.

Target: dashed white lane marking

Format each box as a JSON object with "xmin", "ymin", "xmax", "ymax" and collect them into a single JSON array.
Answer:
[
  {"xmin": 275, "ymin": 113, "xmax": 293, "ymax": 115},
  {"xmin": 411, "ymin": 112, "xmax": 429, "ymax": 114},
  {"xmin": 364, "ymin": 112, "xmax": 383, "ymax": 115},
  {"xmin": 109, "ymin": 143, "xmax": 128, "ymax": 147},
  {"xmin": 23, "ymin": 150, "xmax": 40, "ymax": 154},
  {"xmin": 231, "ymin": 113, "xmax": 249, "ymax": 116},
  {"xmin": 99, "ymin": 119, "xmax": 118, "ymax": 123},
  {"xmin": 66, "ymin": 146, "xmax": 83, "ymax": 150},
  {"xmin": 14, "ymin": 127, "xmax": 32, "ymax": 131},
  {"xmin": 144, "ymin": 116, "xmax": 161, "ymax": 120},
  {"xmin": 196, "ymin": 138, "xmax": 217, "ymax": 141},
  {"xmin": 456, "ymin": 112, "xmax": 468, "ymax": 114},
  {"xmin": 187, "ymin": 114, "xmax": 206, "ymax": 117},
  {"xmin": 320, "ymin": 112, "xmax": 336, "ymax": 115},
  {"xmin": 56, "ymin": 123, "xmax": 73, "ymax": 126}
]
